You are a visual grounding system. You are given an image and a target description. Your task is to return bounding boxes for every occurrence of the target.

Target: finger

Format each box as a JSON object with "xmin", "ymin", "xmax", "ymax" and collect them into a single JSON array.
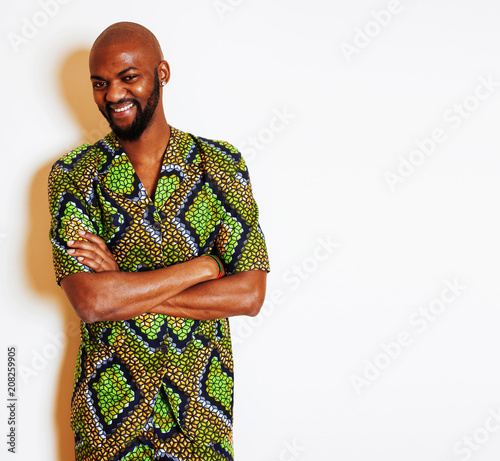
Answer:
[
  {"xmin": 77, "ymin": 230, "xmax": 109, "ymax": 252},
  {"xmin": 68, "ymin": 240, "xmax": 110, "ymax": 261},
  {"xmin": 69, "ymin": 254, "xmax": 104, "ymax": 272},
  {"xmin": 83, "ymin": 257, "xmax": 115, "ymax": 273},
  {"xmin": 67, "ymin": 248, "xmax": 100, "ymax": 261},
  {"xmin": 67, "ymin": 246, "xmax": 116, "ymax": 269},
  {"xmin": 88, "ymin": 257, "xmax": 118, "ymax": 272},
  {"xmin": 67, "ymin": 245, "xmax": 119, "ymax": 272},
  {"xmin": 67, "ymin": 248, "xmax": 103, "ymax": 266}
]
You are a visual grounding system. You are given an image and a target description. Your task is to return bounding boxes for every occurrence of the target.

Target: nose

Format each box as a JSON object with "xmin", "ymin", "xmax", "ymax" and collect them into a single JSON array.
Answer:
[{"xmin": 105, "ymin": 80, "xmax": 127, "ymax": 103}]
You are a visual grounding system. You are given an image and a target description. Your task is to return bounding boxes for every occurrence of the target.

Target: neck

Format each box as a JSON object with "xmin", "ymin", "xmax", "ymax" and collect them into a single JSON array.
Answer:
[{"xmin": 117, "ymin": 108, "xmax": 171, "ymax": 165}]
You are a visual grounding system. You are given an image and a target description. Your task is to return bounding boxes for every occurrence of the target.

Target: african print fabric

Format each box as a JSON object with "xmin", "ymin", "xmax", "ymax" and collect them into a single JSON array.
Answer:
[{"xmin": 48, "ymin": 126, "xmax": 270, "ymax": 461}]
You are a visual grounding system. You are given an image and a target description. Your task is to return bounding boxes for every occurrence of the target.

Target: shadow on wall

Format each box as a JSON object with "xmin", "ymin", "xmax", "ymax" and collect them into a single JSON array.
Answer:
[
  {"xmin": 60, "ymin": 48, "xmax": 111, "ymax": 145},
  {"xmin": 26, "ymin": 47, "xmax": 108, "ymax": 461}
]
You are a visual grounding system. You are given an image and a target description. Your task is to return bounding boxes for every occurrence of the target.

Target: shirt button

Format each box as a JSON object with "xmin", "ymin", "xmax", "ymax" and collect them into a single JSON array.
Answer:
[
  {"xmin": 152, "ymin": 222, "xmax": 161, "ymax": 231},
  {"xmin": 159, "ymin": 344, "xmax": 168, "ymax": 353}
]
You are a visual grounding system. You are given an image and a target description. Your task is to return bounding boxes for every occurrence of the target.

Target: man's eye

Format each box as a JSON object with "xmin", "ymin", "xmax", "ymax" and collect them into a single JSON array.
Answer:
[
  {"xmin": 123, "ymin": 75, "xmax": 138, "ymax": 82},
  {"xmin": 93, "ymin": 82, "xmax": 106, "ymax": 89}
]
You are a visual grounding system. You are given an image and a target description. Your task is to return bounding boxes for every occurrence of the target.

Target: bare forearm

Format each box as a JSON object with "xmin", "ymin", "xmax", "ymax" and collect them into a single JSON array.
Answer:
[
  {"xmin": 61, "ymin": 256, "xmax": 219, "ymax": 322},
  {"xmin": 150, "ymin": 270, "xmax": 267, "ymax": 320}
]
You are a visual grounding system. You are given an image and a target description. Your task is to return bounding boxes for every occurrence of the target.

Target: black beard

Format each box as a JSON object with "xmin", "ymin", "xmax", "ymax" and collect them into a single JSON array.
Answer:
[{"xmin": 100, "ymin": 72, "xmax": 160, "ymax": 142}]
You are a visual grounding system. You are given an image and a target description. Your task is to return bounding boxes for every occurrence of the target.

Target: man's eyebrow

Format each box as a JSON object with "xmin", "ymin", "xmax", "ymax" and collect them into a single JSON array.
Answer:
[
  {"xmin": 90, "ymin": 67, "xmax": 140, "ymax": 80},
  {"xmin": 118, "ymin": 67, "xmax": 140, "ymax": 76}
]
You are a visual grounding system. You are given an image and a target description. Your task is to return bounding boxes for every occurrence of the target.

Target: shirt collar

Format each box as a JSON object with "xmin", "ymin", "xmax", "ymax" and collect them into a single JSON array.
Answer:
[
  {"xmin": 99, "ymin": 126, "xmax": 197, "ymax": 166},
  {"xmin": 97, "ymin": 126, "xmax": 201, "ymax": 207}
]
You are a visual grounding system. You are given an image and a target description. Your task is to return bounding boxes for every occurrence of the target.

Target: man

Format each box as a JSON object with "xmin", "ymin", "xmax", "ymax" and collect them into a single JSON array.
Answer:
[{"xmin": 48, "ymin": 22, "xmax": 270, "ymax": 461}]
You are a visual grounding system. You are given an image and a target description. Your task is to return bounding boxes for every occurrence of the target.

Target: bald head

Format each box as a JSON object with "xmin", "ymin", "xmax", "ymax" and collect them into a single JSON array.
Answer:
[
  {"xmin": 88, "ymin": 22, "xmax": 171, "ymax": 143},
  {"xmin": 91, "ymin": 22, "xmax": 163, "ymax": 63}
]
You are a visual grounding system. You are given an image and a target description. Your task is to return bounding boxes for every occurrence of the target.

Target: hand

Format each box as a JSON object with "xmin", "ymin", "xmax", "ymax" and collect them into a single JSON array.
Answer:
[{"xmin": 67, "ymin": 230, "xmax": 120, "ymax": 273}]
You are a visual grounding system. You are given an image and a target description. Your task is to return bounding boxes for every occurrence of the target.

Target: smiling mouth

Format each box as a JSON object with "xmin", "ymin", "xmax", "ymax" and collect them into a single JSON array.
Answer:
[{"xmin": 111, "ymin": 103, "xmax": 135, "ymax": 113}]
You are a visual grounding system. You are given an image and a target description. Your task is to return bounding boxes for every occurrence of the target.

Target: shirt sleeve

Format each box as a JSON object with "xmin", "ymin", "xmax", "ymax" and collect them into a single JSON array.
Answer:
[
  {"xmin": 207, "ymin": 141, "xmax": 270, "ymax": 275},
  {"xmin": 48, "ymin": 161, "xmax": 99, "ymax": 285}
]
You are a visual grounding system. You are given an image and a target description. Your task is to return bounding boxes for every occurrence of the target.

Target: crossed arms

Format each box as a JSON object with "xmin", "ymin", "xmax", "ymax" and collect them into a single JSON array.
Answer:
[{"xmin": 60, "ymin": 230, "xmax": 267, "ymax": 323}]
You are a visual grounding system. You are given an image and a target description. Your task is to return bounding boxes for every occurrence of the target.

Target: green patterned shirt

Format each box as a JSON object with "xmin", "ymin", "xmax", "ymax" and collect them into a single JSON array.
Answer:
[{"xmin": 48, "ymin": 126, "xmax": 270, "ymax": 460}]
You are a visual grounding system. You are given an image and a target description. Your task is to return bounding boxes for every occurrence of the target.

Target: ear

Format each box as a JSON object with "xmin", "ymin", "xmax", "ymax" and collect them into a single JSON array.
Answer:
[{"xmin": 158, "ymin": 60, "xmax": 171, "ymax": 86}]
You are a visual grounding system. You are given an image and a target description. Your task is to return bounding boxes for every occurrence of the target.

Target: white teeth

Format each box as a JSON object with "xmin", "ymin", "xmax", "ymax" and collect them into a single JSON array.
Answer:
[{"xmin": 113, "ymin": 103, "xmax": 134, "ymax": 113}]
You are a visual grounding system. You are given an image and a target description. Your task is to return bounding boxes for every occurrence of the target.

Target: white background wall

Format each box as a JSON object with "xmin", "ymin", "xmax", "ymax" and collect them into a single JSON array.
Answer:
[{"xmin": 2, "ymin": 0, "xmax": 500, "ymax": 460}]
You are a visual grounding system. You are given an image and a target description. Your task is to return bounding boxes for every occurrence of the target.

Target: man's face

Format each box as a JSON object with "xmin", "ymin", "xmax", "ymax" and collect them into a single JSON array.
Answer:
[{"xmin": 89, "ymin": 44, "xmax": 161, "ymax": 142}]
